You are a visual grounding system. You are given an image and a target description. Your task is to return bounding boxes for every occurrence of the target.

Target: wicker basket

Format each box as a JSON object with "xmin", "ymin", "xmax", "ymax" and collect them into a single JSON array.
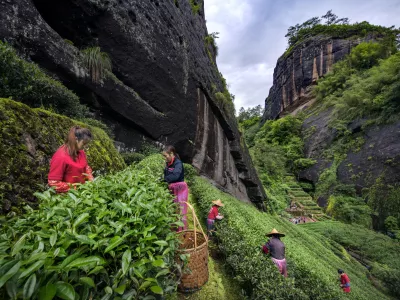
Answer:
[{"xmin": 177, "ymin": 203, "xmax": 209, "ymax": 293}]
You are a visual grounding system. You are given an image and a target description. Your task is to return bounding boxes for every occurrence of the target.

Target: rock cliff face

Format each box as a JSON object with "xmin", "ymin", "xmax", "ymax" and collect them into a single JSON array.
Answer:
[
  {"xmin": 0, "ymin": 0, "xmax": 265, "ymax": 206},
  {"xmin": 262, "ymin": 36, "xmax": 368, "ymax": 121},
  {"xmin": 300, "ymin": 111, "xmax": 400, "ymax": 196}
]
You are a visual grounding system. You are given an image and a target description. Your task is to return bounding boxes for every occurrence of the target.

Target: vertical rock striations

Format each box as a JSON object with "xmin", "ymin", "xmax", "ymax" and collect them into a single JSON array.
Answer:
[{"xmin": 262, "ymin": 36, "xmax": 369, "ymax": 121}]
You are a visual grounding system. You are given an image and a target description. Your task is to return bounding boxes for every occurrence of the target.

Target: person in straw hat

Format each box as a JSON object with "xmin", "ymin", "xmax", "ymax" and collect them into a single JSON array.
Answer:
[
  {"xmin": 206, "ymin": 199, "xmax": 224, "ymax": 238},
  {"xmin": 262, "ymin": 228, "xmax": 288, "ymax": 277}
]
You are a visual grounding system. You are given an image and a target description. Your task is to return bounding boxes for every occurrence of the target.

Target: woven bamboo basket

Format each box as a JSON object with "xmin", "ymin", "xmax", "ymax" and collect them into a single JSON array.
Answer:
[{"xmin": 177, "ymin": 203, "xmax": 209, "ymax": 293}]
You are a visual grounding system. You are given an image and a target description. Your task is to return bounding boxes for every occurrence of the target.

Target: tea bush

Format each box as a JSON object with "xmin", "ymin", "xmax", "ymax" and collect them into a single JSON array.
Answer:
[
  {"xmin": 0, "ymin": 155, "xmax": 181, "ymax": 299},
  {"xmin": 189, "ymin": 176, "xmax": 389, "ymax": 299}
]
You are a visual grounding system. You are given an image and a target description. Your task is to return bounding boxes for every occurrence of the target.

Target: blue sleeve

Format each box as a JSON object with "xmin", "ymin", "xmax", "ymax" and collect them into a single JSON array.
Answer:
[{"xmin": 164, "ymin": 161, "xmax": 183, "ymax": 183}]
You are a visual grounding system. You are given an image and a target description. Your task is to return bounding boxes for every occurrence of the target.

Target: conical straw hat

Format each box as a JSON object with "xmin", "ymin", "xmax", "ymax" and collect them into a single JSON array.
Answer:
[
  {"xmin": 212, "ymin": 199, "xmax": 224, "ymax": 207},
  {"xmin": 266, "ymin": 228, "xmax": 285, "ymax": 237}
]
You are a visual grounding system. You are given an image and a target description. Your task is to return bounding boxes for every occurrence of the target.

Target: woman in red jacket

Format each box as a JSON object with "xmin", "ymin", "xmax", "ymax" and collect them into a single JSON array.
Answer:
[
  {"xmin": 48, "ymin": 126, "xmax": 94, "ymax": 193},
  {"xmin": 338, "ymin": 269, "xmax": 351, "ymax": 293}
]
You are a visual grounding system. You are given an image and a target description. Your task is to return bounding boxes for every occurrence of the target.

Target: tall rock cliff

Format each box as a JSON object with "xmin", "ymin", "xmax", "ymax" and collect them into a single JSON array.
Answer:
[
  {"xmin": 0, "ymin": 0, "xmax": 265, "ymax": 207},
  {"xmin": 262, "ymin": 35, "xmax": 370, "ymax": 121}
]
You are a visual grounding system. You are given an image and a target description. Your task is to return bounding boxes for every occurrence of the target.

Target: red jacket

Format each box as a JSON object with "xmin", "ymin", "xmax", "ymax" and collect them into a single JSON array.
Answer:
[
  {"xmin": 340, "ymin": 273, "xmax": 351, "ymax": 293},
  {"xmin": 48, "ymin": 146, "xmax": 93, "ymax": 192},
  {"xmin": 208, "ymin": 206, "xmax": 219, "ymax": 220}
]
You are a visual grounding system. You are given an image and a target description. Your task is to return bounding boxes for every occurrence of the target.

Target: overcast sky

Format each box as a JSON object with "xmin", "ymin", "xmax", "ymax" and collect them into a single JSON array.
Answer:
[{"xmin": 204, "ymin": 0, "xmax": 400, "ymax": 110}]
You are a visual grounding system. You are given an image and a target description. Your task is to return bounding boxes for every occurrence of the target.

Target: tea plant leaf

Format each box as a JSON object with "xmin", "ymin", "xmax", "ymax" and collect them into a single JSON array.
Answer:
[
  {"xmin": 122, "ymin": 250, "xmax": 131, "ymax": 275},
  {"xmin": 73, "ymin": 213, "xmax": 90, "ymax": 230},
  {"xmin": 11, "ymin": 234, "xmax": 26, "ymax": 256},
  {"xmin": 38, "ymin": 283, "xmax": 57, "ymax": 300},
  {"xmin": 153, "ymin": 241, "xmax": 168, "ymax": 247},
  {"xmin": 105, "ymin": 286, "xmax": 113, "ymax": 294},
  {"xmin": 79, "ymin": 277, "xmax": 95, "ymax": 288},
  {"xmin": 151, "ymin": 259, "xmax": 165, "ymax": 267},
  {"xmin": 0, "ymin": 261, "xmax": 20, "ymax": 288},
  {"xmin": 55, "ymin": 281, "xmax": 75, "ymax": 300},
  {"xmin": 139, "ymin": 280, "xmax": 152, "ymax": 291},
  {"xmin": 0, "ymin": 260, "xmax": 18, "ymax": 276},
  {"xmin": 150, "ymin": 285, "xmax": 163, "ymax": 295},
  {"xmin": 155, "ymin": 269, "xmax": 170, "ymax": 278},
  {"xmin": 74, "ymin": 235, "xmax": 96, "ymax": 245},
  {"xmin": 59, "ymin": 252, "xmax": 82, "ymax": 269},
  {"xmin": 5, "ymin": 280, "xmax": 17, "ymax": 299},
  {"xmin": 19, "ymin": 260, "xmax": 44, "ymax": 279},
  {"xmin": 50, "ymin": 232, "xmax": 57, "ymax": 247},
  {"xmin": 114, "ymin": 284, "xmax": 126, "ymax": 295},
  {"xmin": 88, "ymin": 266, "xmax": 104, "ymax": 275},
  {"xmin": 22, "ymin": 273, "xmax": 37, "ymax": 299},
  {"xmin": 66, "ymin": 256, "xmax": 105, "ymax": 269},
  {"xmin": 104, "ymin": 236, "xmax": 123, "ymax": 253},
  {"xmin": 22, "ymin": 252, "xmax": 47, "ymax": 266}
]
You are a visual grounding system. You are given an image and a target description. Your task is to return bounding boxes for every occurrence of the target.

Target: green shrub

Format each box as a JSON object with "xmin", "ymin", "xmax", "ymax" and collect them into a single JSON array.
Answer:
[
  {"xmin": 0, "ymin": 155, "xmax": 181, "ymax": 299},
  {"xmin": 189, "ymin": 0, "xmax": 200, "ymax": 15},
  {"xmin": 326, "ymin": 195, "xmax": 372, "ymax": 227},
  {"xmin": 121, "ymin": 152, "xmax": 146, "ymax": 166},
  {"xmin": 0, "ymin": 98, "xmax": 125, "ymax": 214},
  {"xmin": 189, "ymin": 176, "xmax": 388, "ymax": 299},
  {"xmin": 315, "ymin": 50, "xmax": 400, "ymax": 127},
  {"xmin": 368, "ymin": 176, "xmax": 400, "ymax": 230},
  {"xmin": 0, "ymin": 41, "xmax": 88, "ymax": 118},
  {"xmin": 82, "ymin": 47, "xmax": 112, "ymax": 83},
  {"xmin": 385, "ymin": 216, "xmax": 399, "ymax": 232},
  {"xmin": 204, "ymin": 32, "xmax": 219, "ymax": 57},
  {"xmin": 214, "ymin": 92, "xmax": 235, "ymax": 117}
]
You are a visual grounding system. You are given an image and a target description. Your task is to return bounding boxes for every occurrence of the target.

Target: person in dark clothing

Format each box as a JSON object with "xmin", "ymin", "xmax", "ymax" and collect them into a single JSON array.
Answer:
[
  {"xmin": 163, "ymin": 145, "xmax": 188, "ymax": 232},
  {"xmin": 338, "ymin": 269, "xmax": 351, "ymax": 293},
  {"xmin": 262, "ymin": 228, "xmax": 288, "ymax": 277}
]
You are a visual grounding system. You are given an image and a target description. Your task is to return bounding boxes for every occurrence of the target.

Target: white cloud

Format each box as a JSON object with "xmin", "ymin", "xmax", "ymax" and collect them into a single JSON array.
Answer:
[{"xmin": 204, "ymin": 0, "xmax": 400, "ymax": 110}]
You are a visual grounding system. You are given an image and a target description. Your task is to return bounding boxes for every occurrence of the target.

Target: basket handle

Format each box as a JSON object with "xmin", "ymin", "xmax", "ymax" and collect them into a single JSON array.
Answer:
[{"xmin": 186, "ymin": 202, "xmax": 208, "ymax": 250}]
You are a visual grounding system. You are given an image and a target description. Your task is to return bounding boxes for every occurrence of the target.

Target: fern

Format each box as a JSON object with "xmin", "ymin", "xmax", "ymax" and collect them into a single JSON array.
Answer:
[{"xmin": 82, "ymin": 47, "xmax": 112, "ymax": 83}]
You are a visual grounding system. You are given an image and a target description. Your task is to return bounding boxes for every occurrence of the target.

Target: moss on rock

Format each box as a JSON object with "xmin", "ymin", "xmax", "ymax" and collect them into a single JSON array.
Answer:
[{"xmin": 0, "ymin": 98, "xmax": 126, "ymax": 213}]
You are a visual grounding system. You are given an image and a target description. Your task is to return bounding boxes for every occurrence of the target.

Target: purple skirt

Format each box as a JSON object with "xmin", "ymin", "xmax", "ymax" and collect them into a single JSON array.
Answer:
[{"xmin": 168, "ymin": 182, "xmax": 188, "ymax": 232}]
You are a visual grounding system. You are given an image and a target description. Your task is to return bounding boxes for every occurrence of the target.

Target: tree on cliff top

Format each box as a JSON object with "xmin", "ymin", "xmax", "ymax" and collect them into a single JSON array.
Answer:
[{"xmin": 285, "ymin": 10, "xmax": 397, "ymax": 48}]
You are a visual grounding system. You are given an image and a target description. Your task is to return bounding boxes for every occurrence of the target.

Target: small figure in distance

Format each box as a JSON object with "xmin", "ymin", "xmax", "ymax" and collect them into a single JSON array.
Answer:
[
  {"xmin": 338, "ymin": 269, "xmax": 351, "ymax": 293},
  {"xmin": 207, "ymin": 199, "xmax": 224, "ymax": 238}
]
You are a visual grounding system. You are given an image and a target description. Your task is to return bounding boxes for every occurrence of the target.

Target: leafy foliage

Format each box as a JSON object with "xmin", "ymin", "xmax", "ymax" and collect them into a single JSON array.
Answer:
[
  {"xmin": 0, "ymin": 41, "xmax": 88, "ymax": 119},
  {"xmin": 326, "ymin": 195, "xmax": 372, "ymax": 227},
  {"xmin": 204, "ymin": 32, "xmax": 219, "ymax": 57},
  {"xmin": 317, "ymin": 50, "xmax": 400, "ymax": 127},
  {"xmin": 0, "ymin": 98, "xmax": 125, "ymax": 214},
  {"xmin": 189, "ymin": 176, "xmax": 388, "ymax": 299},
  {"xmin": 189, "ymin": 0, "xmax": 200, "ymax": 15},
  {"xmin": 367, "ymin": 176, "xmax": 400, "ymax": 230},
  {"xmin": 0, "ymin": 155, "xmax": 181, "ymax": 299},
  {"xmin": 214, "ymin": 92, "xmax": 235, "ymax": 117},
  {"xmin": 237, "ymin": 105, "xmax": 264, "ymax": 123},
  {"xmin": 82, "ymin": 47, "xmax": 112, "ymax": 83}
]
